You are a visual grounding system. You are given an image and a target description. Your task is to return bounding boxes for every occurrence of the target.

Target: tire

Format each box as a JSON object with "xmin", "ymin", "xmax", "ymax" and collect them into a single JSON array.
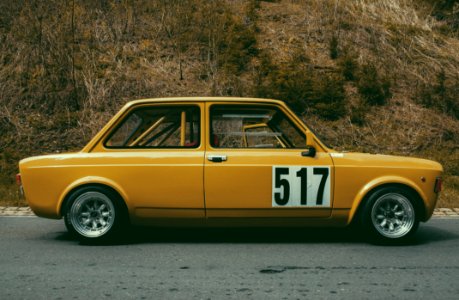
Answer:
[
  {"xmin": 361, "ymin": 186, "xmax": 420, "ymax": 244},
  {"xmin": 64, "ymin": 186, "xmax": 127, "ymax": 243}
]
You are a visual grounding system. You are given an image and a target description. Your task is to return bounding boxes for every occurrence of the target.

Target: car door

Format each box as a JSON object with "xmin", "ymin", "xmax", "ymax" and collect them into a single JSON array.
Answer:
[
  {"xmin": 204, "ymin": 102, "xmax": 333, "ymax": 218},
  {"xmin": 96, "ymin": 102, "xmax": 206, "ymax": 219}
]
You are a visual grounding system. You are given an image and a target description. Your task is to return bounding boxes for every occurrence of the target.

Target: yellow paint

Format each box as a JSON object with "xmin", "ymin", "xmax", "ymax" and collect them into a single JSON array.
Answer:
[
  {"xmin": 180, "ymin": 110, "xmax": 186, "ymax": 146},
  {"xmin": 19, "ymin": 97, "xmax": 443, "ymax": 227}
]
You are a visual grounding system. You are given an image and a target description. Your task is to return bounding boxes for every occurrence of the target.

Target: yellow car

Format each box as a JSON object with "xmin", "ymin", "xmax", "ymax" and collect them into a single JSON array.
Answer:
[{"xmin": 18, "ymin": 97, "xmax": 443, "ymax": 243}]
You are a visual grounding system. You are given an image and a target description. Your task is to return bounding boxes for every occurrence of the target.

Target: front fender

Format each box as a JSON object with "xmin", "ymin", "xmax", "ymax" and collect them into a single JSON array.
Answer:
[{"xmin": 347, "ymin": 176, "xmax": 427, "ymax": 224}]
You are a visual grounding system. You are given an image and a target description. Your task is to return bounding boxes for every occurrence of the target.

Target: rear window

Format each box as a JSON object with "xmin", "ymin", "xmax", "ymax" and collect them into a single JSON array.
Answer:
[{"xmin": 105, "ymin": 106, "xmax": 200, "ymax": 148}]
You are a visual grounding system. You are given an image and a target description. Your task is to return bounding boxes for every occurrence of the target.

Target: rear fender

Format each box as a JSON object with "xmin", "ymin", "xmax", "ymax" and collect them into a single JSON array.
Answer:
[{"xmin": 57, "ymin": 176, "xmax": 130, "ymax": 217}]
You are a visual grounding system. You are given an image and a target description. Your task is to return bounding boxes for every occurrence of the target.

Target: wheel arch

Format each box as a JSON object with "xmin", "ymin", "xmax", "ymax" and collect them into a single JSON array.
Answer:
[
  {"xmin": 348, "ymin": 176, "xmax": 427, "ymax": 224},
  {"xmin": 58, "ymin": 177, "xmax": 131, "ymax": 219}
]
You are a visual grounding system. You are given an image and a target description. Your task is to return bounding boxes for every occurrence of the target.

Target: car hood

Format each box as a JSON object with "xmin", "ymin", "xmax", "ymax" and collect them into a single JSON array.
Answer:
[{"xmin": 329, "ymin": 152, "xmax": 443, "ymax": 171}]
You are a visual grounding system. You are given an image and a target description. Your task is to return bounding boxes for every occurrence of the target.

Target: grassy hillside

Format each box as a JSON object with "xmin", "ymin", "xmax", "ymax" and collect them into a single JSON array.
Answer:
[{"xmin": 0, "ymin": 0, "xmax": 458, "ymax": 207}]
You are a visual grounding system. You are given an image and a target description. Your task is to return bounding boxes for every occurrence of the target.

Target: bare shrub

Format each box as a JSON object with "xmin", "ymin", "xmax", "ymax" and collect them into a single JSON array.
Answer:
[
  {"xmin": 254, "ymin": 51, "xmax": 346, "ymax": 120},
  {"xmin": 357, "ymin": 64, "xmax": 392, "ymax": 106},
  {"xmin": 417, "ymin": 70, "xmax": 459, "ymax": 119}
]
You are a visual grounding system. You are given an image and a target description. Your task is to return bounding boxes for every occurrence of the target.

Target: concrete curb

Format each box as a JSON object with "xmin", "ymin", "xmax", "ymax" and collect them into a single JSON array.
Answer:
[
  {"xmin": 1, "ymin": 206, "xmax": 459, "ymax": 217},
  {"xmin": 0, "ymin": 206, "xmax": 36, "ymax": 216},
  {"xmin": 433, "ymin": 208, "xmax": 459, "ymax": 217}
]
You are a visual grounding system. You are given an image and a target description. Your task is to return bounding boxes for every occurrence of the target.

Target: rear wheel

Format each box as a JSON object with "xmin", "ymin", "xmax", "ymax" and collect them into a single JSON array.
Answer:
[
  {"xmin": 64, "ymin": 186, "xmax": 126, "ymax": 243},
  {"xmin": 361, "ymin": 186, "xmax": 420, "ymax": 243}
]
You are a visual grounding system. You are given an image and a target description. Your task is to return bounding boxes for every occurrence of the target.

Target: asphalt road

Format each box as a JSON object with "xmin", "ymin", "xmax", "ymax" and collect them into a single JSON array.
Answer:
[{"xmin": 1, "ymin": 217, "xmax": 458, "ymax": 299}]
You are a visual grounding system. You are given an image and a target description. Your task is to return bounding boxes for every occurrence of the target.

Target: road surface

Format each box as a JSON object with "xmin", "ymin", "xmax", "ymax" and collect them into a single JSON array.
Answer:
[{"xmin": 0, "ymin": 216, "xmax": 458, "ymax": 299}]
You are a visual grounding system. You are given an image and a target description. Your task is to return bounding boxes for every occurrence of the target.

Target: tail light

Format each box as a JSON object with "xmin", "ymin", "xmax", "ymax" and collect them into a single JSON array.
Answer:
[
  {"xmin": 434, "ymin": 177, "xmax": 442, "ymax": 193},
  {"xmin": 16, "ymin": 173, "xmax": 22, "ymax": 186}
]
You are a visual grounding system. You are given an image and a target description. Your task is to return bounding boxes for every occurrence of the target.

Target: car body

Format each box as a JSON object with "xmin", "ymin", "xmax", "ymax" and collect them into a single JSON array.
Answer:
[{"xmin": 18, "ymin": 97, "xmax": 443, "ymax": 242}]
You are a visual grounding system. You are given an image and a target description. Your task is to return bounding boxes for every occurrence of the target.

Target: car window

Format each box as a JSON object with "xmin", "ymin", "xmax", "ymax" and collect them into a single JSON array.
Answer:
[
  {"xmin": 105, "ymin": 106, "xmax": 200, "ymax": 148},
  {"xmin": 210, "ymin": 105, "xmax": 306, "ymax": 148}
]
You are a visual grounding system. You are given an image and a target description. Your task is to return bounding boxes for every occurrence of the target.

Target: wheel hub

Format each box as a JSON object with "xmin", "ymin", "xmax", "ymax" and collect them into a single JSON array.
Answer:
[{"xmin": 69, "ymin": 191, "xmax": 116, "ymax": 238}]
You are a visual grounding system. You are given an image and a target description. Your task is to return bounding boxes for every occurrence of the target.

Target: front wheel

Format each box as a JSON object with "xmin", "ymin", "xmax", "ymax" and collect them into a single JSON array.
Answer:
[
  {"xmin": 64, "ymin": 186, "xmax": 126, "ymax": 243},
  {"xmin": 361, "ymin": 186, "xmax": 420, "ymax": 243}
]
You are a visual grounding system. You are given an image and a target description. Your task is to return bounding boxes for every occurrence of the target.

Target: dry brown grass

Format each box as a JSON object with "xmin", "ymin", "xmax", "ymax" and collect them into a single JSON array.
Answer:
[
  {"xmin": 0, "ymin": 185, "xmax": 27, "ymax": 207},
  {"xmin": 437, "ymin": 176, "xmax": 459, "ymax": 208},
  {"xmin": 253, "ymin": 0, "xmax": 459, "ymax": 206},
  {"xmin": 0, "ymin": 0, "xmax": 458, "ymax": 207},
  {"xmin": 256, "ymin": 0, "xmax": 459, "ymax": 81}
]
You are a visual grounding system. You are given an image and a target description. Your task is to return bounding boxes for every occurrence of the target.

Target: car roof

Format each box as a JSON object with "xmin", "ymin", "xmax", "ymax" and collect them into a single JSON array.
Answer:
[{"xmin": 125, "ymin": 97, "xmax": 285, "ymax": 107}]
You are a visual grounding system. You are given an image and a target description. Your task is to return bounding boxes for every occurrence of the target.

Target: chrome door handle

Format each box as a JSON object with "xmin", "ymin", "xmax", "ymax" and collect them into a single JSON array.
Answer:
[{"xmin": 207, "ymin": 155, "xmax": 227, "ymax": 163}]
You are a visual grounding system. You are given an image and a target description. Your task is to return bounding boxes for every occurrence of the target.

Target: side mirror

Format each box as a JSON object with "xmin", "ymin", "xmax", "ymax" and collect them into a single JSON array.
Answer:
[
  {"xmin": 301, "ymin": 147, "xmax": 316, "ymax": 157},
  {"xmin": 302, "ymin": 131, "xmax": 316, "ymax": 157}
]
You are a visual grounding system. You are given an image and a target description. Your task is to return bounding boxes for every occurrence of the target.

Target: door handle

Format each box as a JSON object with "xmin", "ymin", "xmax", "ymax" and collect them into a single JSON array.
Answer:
[{"xmin": 207, "ymin": 155, "xmax": 227, "ymax": 163}]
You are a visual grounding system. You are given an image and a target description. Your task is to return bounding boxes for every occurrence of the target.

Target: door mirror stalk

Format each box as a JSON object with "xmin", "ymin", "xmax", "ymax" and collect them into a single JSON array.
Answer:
[{"xmin": 303, "ymin": 131, "xmax": 316, "ymax": 157}]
